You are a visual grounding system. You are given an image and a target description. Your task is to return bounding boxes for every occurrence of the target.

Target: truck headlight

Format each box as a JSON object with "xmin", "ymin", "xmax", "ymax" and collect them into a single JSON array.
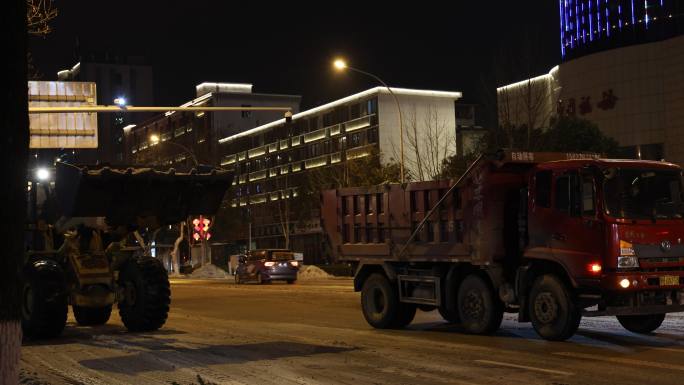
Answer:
[{"xmin": 617, "ymin": 256, "xmax": 639, "ymax": 269}]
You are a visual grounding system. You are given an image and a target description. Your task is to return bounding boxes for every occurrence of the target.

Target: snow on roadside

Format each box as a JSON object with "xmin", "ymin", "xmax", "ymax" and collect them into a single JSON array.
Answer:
[
  {"xmin": 190, "ymin": 263, "xmax": 229, "ymax": 279},
  {"xmin": 297, "ymin": 265, "xmax": 333, "ymax": 280}
]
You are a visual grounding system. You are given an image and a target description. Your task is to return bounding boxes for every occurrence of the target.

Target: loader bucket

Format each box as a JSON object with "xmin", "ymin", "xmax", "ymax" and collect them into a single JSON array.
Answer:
[{"xmin": 55, "ymin": 162, "xmax": 233, "ymax": 226}]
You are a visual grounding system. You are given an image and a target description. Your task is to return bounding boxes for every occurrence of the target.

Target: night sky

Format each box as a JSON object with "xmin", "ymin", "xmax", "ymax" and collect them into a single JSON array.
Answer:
[{"xmin": 31, "ymin": 1, "xmax": 559, "ymax": 120}]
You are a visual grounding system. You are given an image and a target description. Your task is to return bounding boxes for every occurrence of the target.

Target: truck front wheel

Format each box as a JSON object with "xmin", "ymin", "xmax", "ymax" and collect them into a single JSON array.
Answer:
[
  {"xmin": 529, "ymin": 274, "xmax": 581, "ymax": 341},
  {"xmin": 361, "ymin": 273, "xmax": 415, "ymax": 329},
  {"xmin": 457, "ymin": 275, "xmax": 503, "ymax": 334},
  {"xmin": 617, "ymin": 314, "xmax": 665, "ymax": 334}
]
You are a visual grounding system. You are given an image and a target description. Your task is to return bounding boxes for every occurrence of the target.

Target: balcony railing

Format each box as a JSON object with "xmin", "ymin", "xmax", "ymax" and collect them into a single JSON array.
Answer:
[
  {"xmin": 267, "ymin": 142, "xmax": 278, "ymax": 153},
  {"xmin": 291, "ymin": 136, "xmax": 302, "ymax": 146},
  {"xmin": 346, "ymin": 144, "xmax": 374, "ymax": 160},
  {"xmin": 304, "ymin": 127, "xmax": 328, "ymax": 143},
  {"xmin": 249, "ymin": 170, "xmax": 267, "ymax": 182},
  {"xmin": 248, "ymin": 146, "xmax": 266, "ymax": 158},
  {"xmin": 238, "ymin": 151, "xmax": 247, "ymax": 161},
  {"xmin": 221, "ymin": 154, "xmax": 237, "ymax": 166},
  {"xmin": 280, "ymin": 139, "xmax": 289, "ymax": 150},
  {"xmin": 330, "ymin": 124, "xmax": 342, "ymax": 136},
  {"xmin": 330, "ymin": 152, "xmax": 342, "ymax": 163},
  {"xmin": 344, "ymin": 115, "xmax": 371, "ymax": 132},
  {"xmin": 304, "ymin": 154, "xmax": 328, "ymax": 169}
]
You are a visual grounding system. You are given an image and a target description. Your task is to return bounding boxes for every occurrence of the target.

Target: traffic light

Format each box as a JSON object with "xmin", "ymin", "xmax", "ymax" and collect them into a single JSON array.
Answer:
[{"xmin": 191, "ymin": 216, "xmax": 211, "ymax": 242}]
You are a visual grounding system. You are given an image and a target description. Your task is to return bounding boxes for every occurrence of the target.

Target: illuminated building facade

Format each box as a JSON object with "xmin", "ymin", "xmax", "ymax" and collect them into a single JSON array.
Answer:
[
  {"xmin": 219, "ymin": 87, "xmax": 462, "ymax": 263},
  {"xmin": 498, "ymin": 0, "xmax": 684, "ymax": 163}
]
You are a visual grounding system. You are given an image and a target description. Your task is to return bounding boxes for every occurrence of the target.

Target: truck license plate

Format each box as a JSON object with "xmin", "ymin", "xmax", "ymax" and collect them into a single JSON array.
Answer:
[{"xmin": 660, "ymin": 276, "xmax": 680, "ymax": 286}]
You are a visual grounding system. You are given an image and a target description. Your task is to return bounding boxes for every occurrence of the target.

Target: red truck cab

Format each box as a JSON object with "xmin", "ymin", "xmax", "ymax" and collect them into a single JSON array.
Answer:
[{"xmin": 529, "ymin": 159, "xmax": 684, "ymax": 321}]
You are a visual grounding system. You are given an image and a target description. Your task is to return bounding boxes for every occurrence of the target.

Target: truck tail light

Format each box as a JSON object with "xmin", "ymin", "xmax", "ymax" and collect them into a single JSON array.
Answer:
[
  {"xmin": 264, "ymin": 261, "xmax": 276, "ymax": 267},
  {"xmin": 588, "ymin": 263, "xmax": 602, "ymax": 274}
]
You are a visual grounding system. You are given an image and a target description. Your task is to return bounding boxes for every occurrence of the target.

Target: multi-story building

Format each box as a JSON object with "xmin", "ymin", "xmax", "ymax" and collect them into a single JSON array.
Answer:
[
  {"xmin": 58, "ymin": 52, "xmax": 154, "ymax": 164},
  {"xmin": 125, "ymin": 82, "xmax": 301, "ymax": 170},
  {"xmin": 497, "ymin": 0, "xmax": 684, "ymax": 163},
  {"xmin": 218, "ymin": 87, "xmax": 462, "ymax": 263}
]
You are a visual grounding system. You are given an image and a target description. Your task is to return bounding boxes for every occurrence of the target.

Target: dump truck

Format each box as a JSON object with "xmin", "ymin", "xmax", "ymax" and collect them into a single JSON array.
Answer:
[
  {"xmin": 23, "ymin": 162, "xmax": 232, "ymax": 338},
  {"xmin": 320, "ymin": 151, "xmax": 684, "ymax": 340}
]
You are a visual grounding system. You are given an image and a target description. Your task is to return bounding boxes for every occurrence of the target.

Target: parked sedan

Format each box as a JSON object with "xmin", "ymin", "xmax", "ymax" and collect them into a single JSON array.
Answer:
[{"xmin": 235, "ymin": 249, "xmax": 299, "ymax": 284}]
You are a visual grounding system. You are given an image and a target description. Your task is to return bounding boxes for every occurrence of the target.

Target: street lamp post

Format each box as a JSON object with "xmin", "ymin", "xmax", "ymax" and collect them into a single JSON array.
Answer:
[
  {"xmin": 333, "ymin": 59, "xmax": 405, "ymax": 183},
  {"xmin": 149, "ymin": 134, "xmax": 199, "ymax": 167}
]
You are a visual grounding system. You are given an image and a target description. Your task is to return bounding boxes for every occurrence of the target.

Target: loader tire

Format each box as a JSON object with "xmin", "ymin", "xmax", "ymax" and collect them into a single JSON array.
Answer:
[
  {"xmin": 617, "ymin": 314, "xmax": 665, "ymax": 334},
  {"xmin": 118, "ymin": 257, "xmax": 170, "ymax": 332},
  {"xmin": 73, "ymin": 305, "xmax": 112, "ymax": 326},
  {"xmin": 457, "ymin": 275, "xmax": 503, "ymax": 334},
  {"xmin": 529, "ymin": 274, "xmax": 581, "ymax": 341},
  {"xmin": 21, "ymin": 260, "xmax": 68, "ymax": 339}
]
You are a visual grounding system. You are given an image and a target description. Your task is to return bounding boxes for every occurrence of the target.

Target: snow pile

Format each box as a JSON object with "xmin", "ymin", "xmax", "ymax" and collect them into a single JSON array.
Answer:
[
  {"xmin": 297, "ymin": 265, "xmax": 333, "ymax": 280},
  {"xmin": 190, "ymin": 263, "xmax": 229, "ymax": 279}
]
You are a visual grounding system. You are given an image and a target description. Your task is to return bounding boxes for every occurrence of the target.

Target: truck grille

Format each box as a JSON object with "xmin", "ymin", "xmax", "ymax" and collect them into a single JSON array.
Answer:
[{"xmin": 646, "ymin": 277, "xmax": 684, "ymax": 286}]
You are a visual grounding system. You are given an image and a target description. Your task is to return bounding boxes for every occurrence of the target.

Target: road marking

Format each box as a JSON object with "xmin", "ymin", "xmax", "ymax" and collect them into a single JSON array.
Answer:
[
  {"xmin": 646, "ymin": 347, "xmax": 684, "ymax": 354},
  {"xmin": 554, "ymin": 351, "xmax": 684, "ymax": 371},
  {"xmin": 474, "ymin": 360, "xmax": 574, "ymax": 376}
]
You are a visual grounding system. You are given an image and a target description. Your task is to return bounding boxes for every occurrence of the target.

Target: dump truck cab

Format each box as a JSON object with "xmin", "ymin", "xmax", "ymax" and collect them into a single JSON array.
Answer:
[{"xmin": 527, "ymin": 158, "xmax": 684, "ymax": 317}]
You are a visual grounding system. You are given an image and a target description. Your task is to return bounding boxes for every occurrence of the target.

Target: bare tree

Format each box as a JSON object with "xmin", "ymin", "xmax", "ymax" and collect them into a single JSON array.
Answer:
[
  {"xmin": 402, "ymin": 104, "xmax": 454, "ymax": 181},
  {"xmin": 26, "ymin": 0, "xmax": 57, "ymax": 36},
  {"xmin": 276, "ymin": 174, "xmax": 291, "ymax": 250},
  {"xmin": 1, "ymin": 1, "xmax": 29, "ymax": 384}
]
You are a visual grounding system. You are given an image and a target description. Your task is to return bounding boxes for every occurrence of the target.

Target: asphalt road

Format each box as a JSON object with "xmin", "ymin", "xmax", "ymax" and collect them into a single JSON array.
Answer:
[{"xmin": 20, "ymin": 277, "xmax": 684, "ymax": 385}]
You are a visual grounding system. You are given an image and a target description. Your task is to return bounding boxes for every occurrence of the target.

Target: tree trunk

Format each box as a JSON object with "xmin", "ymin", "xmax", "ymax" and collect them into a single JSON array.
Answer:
[{"xmin": 1, "ymin": 1, "xmax": 28, "ymax": 384}]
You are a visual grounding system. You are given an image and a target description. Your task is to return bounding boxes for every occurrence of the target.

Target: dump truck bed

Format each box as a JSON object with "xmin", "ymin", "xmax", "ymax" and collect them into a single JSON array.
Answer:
[{"xmin": 320, "ymin": 151, "xmax": 599, "ymax": 264}]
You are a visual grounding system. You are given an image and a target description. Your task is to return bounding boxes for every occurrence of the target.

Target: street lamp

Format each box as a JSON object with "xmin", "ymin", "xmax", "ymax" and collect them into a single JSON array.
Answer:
[
  {"xmin": 333, "ymin": 58, "xmax": 405, "ymax": 183},
  {"xmin": 149, "ymin": 134, "xmax": 199, "ymax": 167}
]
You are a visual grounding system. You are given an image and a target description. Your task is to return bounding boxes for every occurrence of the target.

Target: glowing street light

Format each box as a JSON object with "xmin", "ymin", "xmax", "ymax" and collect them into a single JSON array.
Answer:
[
  {"xmin": 114, "ymin": 97, "xmax": 127, "ymax": 107},
  {"xmin": 333, "ymin": 59, "xmax": 347, "ymax": 70},
  {"xmin": 35, "ymin": 168, "xmax": 50, "ymax": 181},
  {"xmin": 149, "ymin": 134, "xmax": 198, "ymax": 166},
  {"xmin": 332, "ymin": 58, "xmax": 405, "ymax": 183}
]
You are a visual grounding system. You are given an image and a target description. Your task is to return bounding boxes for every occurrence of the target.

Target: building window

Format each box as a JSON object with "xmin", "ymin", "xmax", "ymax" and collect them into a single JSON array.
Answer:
[
  {"xmin": 350, "ymin": 103, "xmax": 361, "ymax": 119},
  {"xmin": 241, "ymin": 105, "xmax": 252, "ymax": 118}
]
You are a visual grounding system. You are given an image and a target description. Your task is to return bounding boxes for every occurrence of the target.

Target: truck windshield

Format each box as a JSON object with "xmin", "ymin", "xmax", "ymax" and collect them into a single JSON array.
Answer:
[{"xmin": 603, "ymin": 168, "xmax": 684, "ymax": 220}]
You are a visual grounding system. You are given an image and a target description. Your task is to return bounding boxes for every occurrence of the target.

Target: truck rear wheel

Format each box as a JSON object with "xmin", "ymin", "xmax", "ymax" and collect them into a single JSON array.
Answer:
[
  {"xmin": 457, "ymin": 275, "xmax": 503, "ymax": 334},
  {"xmin": 21, "ymin": 261, "xmax": 68, "ymax": 339},
  {"xmin": 617, "ymin": 314, "xmax": 665, "ymax": 334},
  {"xmin": 73, "ymin": 305, "xmax": 112, "ymax": 326},
  {"xmin": 118, "ymin": 257, "xmax": 170, "ymax": 332},
  {"xmin": 529, "ymin": 275, "xmax": 581, "ymax": 341},
  {"xmin": 438, "ymin": 306, "xmax": 461, "ymax": 323},
  {"xmin": 361, "ymin": 273, "xmax": 415, "ymax": 329}
]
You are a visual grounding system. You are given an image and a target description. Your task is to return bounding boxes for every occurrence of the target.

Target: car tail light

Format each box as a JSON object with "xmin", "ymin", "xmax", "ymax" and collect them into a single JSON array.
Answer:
[
  {"xmin": 290, "ymin": 261, "xmax": 299, "ymax": 267},
  {"xmin": 264, "ymin": 261, "xmax": 276, "ymax": 267}
]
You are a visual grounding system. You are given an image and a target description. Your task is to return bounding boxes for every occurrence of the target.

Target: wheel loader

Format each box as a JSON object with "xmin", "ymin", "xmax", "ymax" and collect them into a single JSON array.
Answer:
[{"xmin": 23, "ymin": 162, "xmax": 233, "ymax": 338}]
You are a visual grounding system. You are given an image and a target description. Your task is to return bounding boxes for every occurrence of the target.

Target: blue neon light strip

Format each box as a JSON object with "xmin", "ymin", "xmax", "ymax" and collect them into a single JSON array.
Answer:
[
  {"xmin": 560, "ymin": 0, "xmax": 565, "ymax": 57},
  {"xmin": 589, "ymin": 0, "xmax": 593, "ymax": 41},
  {"xmin": 631, "ymin": 0, "xmax": 636, "ymax": 25},
  {"xmin": 644, "ymin": 0, "xmax": 649, "ymax": 29}
]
